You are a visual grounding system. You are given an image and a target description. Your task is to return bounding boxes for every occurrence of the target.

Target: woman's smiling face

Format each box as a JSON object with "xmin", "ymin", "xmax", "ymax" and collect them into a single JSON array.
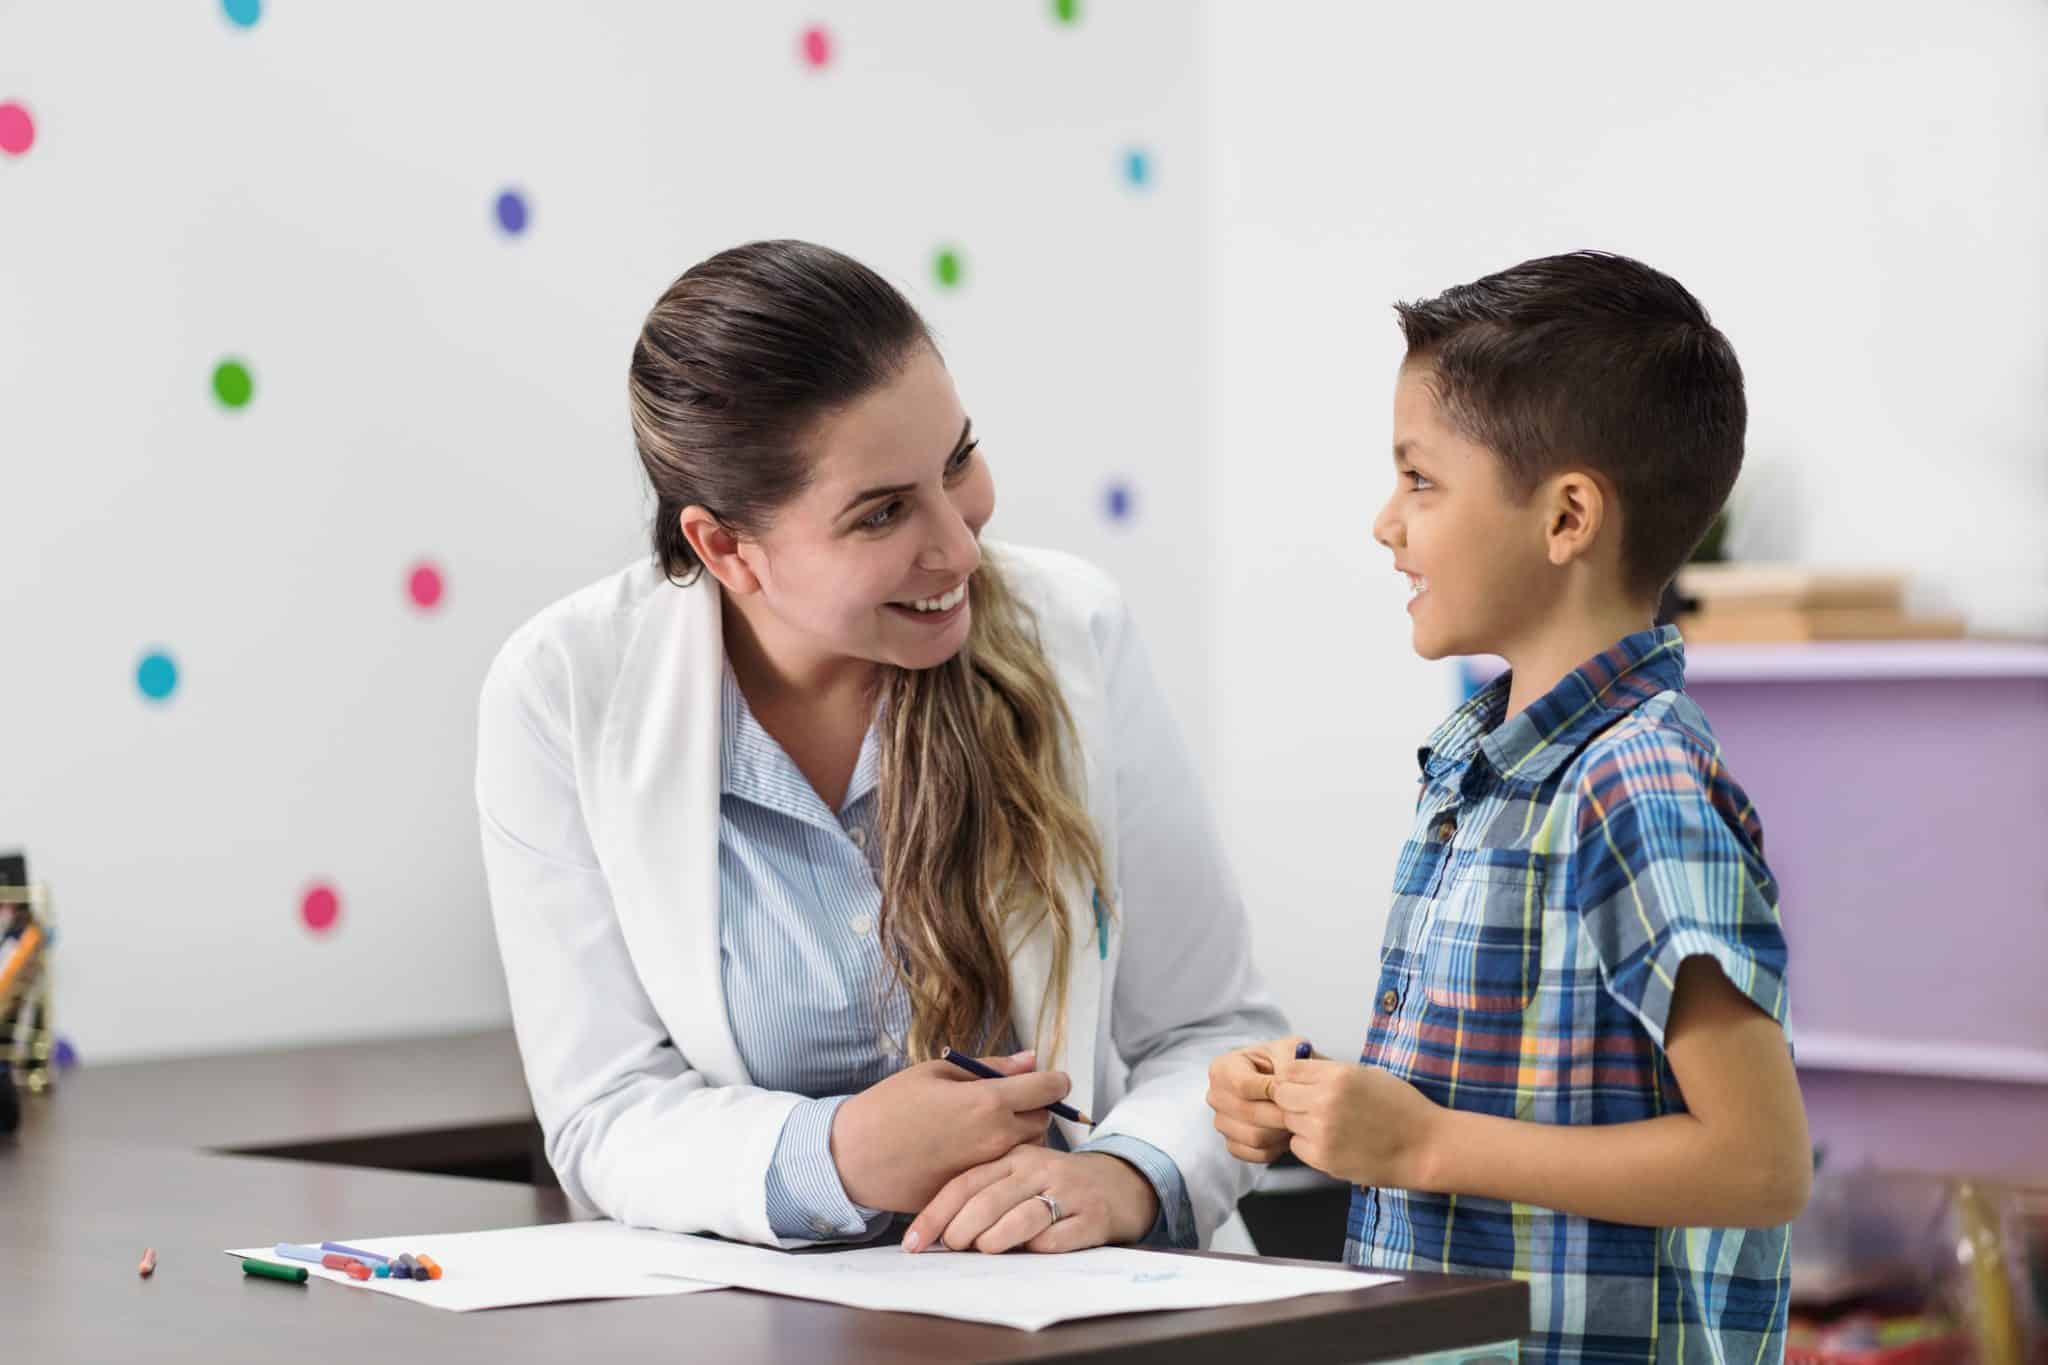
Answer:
[{"xmin": 721, "ymin": 345, "xmax": 995, "ymax": 674}]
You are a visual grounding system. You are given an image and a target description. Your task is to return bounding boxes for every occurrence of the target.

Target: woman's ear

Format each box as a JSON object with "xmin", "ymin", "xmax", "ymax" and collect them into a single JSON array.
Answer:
[
  {"xmin": 679, "ymin": 506, "xmax": 764, "ymax": 596},
  {"xmin": 1542, "ymin": 471, "xmax": 1609, "ymax": 568}
]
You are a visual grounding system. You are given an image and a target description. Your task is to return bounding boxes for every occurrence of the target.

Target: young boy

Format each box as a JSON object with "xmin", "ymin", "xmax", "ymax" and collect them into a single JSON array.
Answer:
[{"xmin": 1209, "ymin": 252, "xmax": 1810, "ymax": 1364}]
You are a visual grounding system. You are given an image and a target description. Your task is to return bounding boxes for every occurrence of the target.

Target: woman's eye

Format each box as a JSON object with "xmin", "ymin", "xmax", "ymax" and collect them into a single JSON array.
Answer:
[
  {"xmin": 860, "ymin": 501, "xmax": 903, "ymax": 531},
  {"xmin": 946, "ymin": 440, "xmax": 980, "ymax": 477}
]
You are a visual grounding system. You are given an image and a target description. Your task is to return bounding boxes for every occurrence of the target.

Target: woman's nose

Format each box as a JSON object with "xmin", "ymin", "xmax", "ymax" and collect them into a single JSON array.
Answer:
[{"xmin": 922, "ymin": 501, "xmax": 982, "ymax": 577}]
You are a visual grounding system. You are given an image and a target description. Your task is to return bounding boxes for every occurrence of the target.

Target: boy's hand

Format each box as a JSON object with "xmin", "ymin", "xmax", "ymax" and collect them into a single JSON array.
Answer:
[
  {"xmin": 1270, "ymin": 1058, "xmax": 1444, "ymax": 1189},
  {"xmin": 1206, "ymin": 1037, "xmax": 1313, "ymax": 1164}
]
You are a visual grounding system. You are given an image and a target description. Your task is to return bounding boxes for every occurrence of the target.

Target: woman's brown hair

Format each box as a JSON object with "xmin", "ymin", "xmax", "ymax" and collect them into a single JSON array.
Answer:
[{"xmin": 626, "ymin": 240, "xmax": 1109, "ymax": 1066}]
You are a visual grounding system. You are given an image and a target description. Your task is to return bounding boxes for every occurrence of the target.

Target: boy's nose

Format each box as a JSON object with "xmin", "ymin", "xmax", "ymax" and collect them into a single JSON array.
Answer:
[{"xmin": 1371, "ymin": 496, "xmax": 1402, "ymax": 551}]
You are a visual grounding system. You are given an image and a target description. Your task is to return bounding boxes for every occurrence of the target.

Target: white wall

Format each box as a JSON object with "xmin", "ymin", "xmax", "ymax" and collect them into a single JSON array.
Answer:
[
  {"xmin": 6, "ymin": 0, "xmax": 2042, "ymax": 1068},
  {"xmin": 0, "ymin": 1, "xmax": 1210, "ymax": 1062},
  {"xmin": 1202, "ymin": 0, "xmax": 2048, "ymax": 1057}
]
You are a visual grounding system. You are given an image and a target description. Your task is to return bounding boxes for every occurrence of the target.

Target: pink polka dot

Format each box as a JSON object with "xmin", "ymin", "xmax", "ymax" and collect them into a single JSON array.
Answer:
[
  {"xmin": 301, "ymin": 883, "xmax": 341, "ymax": 934},
  {"xmin": 0, "ymin": 101, "xmax": 34, "ymax": 157},
  {"xmin": 800, "ymin": 25, "xmax": 832, "ymax": 69},
  {"xmin": 407, "ymin": 561, "xmax": 445, "ymax": 611}
]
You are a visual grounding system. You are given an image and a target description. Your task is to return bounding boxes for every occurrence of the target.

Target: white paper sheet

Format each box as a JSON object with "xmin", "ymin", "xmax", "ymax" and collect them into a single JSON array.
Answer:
[
  {"xmin": 226, "ymin": 1220, "xmax": 729, "ymax": 1312},
  {"xmin": 642, "ymin": 1238, "xmax": 1397, "ymax": 1331}
]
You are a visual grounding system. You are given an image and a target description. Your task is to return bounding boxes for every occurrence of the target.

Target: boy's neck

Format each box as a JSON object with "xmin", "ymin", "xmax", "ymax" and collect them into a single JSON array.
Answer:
[{"xmin": 1498, "ymin": 598, "xmax": 1658, "ymax": 723}]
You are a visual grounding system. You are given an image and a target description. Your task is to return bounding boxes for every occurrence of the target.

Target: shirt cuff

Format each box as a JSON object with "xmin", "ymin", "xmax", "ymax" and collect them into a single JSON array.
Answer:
[
  {"xmin": 1077, "ymin": 1134, "xmax": 1197, "ymax": 1249},
  {"xmin": 764, "ymin": 1095, "xmax": 893, "ymax": 1243}
]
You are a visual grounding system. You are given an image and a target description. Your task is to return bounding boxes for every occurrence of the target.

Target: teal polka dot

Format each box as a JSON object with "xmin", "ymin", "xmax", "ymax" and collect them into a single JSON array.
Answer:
[
  {"xmin": 223, "ymin": 0, "xmax": 261, "ymax": 28},
  {"xmin": 137, "ymin": 651, "xmax": 178, "ymax": 702}
]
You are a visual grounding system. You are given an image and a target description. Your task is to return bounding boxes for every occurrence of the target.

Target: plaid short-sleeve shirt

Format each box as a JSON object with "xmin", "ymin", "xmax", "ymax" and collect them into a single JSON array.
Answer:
[{"xmin": 1347, "ymin": 626, "xmax": 1794, "ymax": 1365}]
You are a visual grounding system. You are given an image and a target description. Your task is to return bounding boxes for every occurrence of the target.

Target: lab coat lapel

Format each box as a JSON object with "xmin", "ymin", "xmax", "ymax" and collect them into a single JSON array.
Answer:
[{"xmin": 592, "ymin": 576, "xmax": 750, "ymax": 1088}]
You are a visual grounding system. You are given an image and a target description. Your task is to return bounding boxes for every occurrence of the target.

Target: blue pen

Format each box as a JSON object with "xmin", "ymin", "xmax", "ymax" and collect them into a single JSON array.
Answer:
[
  {"xmin": 320, "ymin": 1240, "xmax": 390, "ymax": 1266},
  {"xmin": 941, "ymin": 1048, "xmax": 1094, "ymax": 1126},
  {"xmin": 274, "ymin": 1242, "xmax": 328, "ymax": 1266}
]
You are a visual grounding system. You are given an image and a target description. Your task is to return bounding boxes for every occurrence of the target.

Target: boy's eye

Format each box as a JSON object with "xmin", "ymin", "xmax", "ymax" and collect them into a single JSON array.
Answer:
[
  {"xmin": 1405, "ymin": 469, "xmax": 1434, "ymax": 492},
  {"xmin": 859, "ymin": 500, "xmax": 903, "ymax": 531}
]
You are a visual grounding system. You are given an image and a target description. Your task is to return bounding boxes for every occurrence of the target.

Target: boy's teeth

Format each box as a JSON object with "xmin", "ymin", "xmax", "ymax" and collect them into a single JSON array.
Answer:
[{"xmin": 1406, "ymin": 574, "xmax": 1427, "ymax": 597}]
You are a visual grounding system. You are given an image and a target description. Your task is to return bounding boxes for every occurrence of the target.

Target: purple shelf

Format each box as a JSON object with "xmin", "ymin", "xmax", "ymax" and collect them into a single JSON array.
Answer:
[{"xmin": 1460, "ymin": 639, "xmax": 2048, "ymax": 686}]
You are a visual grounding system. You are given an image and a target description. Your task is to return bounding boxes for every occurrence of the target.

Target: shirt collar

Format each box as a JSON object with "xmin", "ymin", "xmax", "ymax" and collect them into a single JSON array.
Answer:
[
  {"xmin": 720, "ymin": 664, "xmax": 883, "ymax": 822},
  {"xmin": 1419, "ymin": 625, "xmax": 1688, "ymax": 790}
]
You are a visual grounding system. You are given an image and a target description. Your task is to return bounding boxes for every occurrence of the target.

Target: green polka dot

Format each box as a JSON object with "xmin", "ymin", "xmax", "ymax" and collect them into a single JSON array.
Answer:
[
  {"xmin": 212, "ymin": 359, "xmax": 254, "ymax": 409},
  {"xmin": 1052, "ymin": 0, "xmax": 1080, "ymax": 24},
  {"xmin": 934, "ymin": 248, "xmax": 964, "ymax": 290}
]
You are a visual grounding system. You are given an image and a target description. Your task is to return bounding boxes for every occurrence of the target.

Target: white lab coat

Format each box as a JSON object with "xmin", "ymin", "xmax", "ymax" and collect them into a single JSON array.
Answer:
[{"xmin": 475, "ymin": 542, "xmax": 1282, "ymax": 1248}]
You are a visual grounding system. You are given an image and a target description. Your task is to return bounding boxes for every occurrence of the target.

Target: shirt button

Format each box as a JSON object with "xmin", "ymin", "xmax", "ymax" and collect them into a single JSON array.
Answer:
[
  {"xmin": 849, "ymin": 914, "xmax": 873, "ymax": 936},
  {"xmin": 1380, "ymin": 988, "xmax": 1400, "ymax": 1015},
  {"xmin": 879, "ymin": 1034, "xmax": 901, "ymax": 1057},
  {"xmin": 847, "ymin": 826, "xmax": 867, "ymax": 850},
  {"xmin": 1434, "ymin": 817, "xmax": 1456, "ymax": 842},
  {"xmin": 811, "ymin": 1218, "xmax": 833, "ymax": 1237}
]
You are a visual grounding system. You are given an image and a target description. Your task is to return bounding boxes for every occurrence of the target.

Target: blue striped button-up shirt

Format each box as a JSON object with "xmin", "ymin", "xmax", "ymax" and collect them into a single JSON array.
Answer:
[
  {"xmin": 1348, "ymin": 626, "xmax": 1792, "ymax": 1363},
  {"xmin": 716, "ymin": 666, "xmax": 1194, "ymax": 1246}
]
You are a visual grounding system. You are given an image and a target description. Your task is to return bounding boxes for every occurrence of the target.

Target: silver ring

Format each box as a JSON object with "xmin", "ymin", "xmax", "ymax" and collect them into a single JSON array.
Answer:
[{"xmin": 1033, "ymin": 1191, "xmax": 1063, "ymax": 1224}]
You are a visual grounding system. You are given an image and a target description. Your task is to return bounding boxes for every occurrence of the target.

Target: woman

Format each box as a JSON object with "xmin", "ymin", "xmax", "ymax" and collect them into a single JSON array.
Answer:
[{"xmin": 476, "ymin": 240, "xmax": 1280, "ymax": 1253}]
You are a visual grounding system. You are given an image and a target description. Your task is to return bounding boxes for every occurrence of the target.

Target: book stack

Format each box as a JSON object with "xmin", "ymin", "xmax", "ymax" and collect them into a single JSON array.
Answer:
[{"xmin": 1673, "ymin": 564, "xmax": 1965, "ymax": 644}]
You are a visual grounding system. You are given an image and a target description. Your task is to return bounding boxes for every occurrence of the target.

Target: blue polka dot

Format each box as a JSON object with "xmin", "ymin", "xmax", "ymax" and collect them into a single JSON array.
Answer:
[
  {"xmin": 1104, "ymin": 481, "xmax": 1135, "ymax": 523},
  {"xmin": 137, "ymin": 651, "xmax": 178, "ymax": 702},
  {"xmin": 54, "ymin": 1037, "xmax": 78, "ymax": 1069},
  {"xmin": 495, "ymin": 189, "xmax": 529, "ymax": 236},
  {"xmin": 1124, "ymin": 149, "xmax": 1152, "ymax": 189},
  {"xmin": 222, "ymin": 0, "xmax": 261, "ymax": 28}
]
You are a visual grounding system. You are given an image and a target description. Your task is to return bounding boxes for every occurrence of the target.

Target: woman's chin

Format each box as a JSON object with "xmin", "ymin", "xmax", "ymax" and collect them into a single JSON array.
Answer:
[{"xmin": 879, "ymin": 606, "xmax": 972, "ymax": 670}]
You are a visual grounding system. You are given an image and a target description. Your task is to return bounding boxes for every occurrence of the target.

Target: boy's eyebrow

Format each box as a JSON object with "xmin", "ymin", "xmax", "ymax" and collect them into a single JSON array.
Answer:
[{"xmin": 836, "ymin": 418, "xmax": 975, "ymax": 516}]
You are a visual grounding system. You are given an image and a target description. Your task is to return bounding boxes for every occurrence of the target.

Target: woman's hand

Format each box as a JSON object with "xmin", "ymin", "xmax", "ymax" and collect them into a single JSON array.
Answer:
[
  {"xmin": 831, "ymin": 1051, "xmax": 1071, "ymax": 1213},
  {"xmin": 1206, "ymin": 1036, "xmax": 1314, "ymax": 1164},
  {"xmin": 903, "ymin": 1144, "xmax": 1159, "ymax": 1254}
]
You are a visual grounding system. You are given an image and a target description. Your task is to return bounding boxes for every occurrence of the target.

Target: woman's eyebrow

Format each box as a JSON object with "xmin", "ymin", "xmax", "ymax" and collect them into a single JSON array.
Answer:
[{"xmin": 836, "ymin": 418, "xmax": 974, "ymax": 516}]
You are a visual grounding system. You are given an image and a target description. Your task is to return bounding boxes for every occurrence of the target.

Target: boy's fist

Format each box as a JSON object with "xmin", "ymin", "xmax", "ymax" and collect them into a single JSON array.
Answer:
[
  {"xmin": 1206, "ymin": 1037, "xmax": 1314, "ymax": 1164},
  {"xmin": 1269, "ymin": 1057, "xmax": 1444, "ymax": 1189}
]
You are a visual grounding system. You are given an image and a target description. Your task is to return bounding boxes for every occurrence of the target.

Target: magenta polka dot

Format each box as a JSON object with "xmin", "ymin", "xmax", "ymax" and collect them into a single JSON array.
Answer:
[
  {"xmin": 407, "ymin": 560, "xmax": 445, "ymax": 611},
  {"xmin": 301, "ymin": 883, "xmax": 341, "ymax": 934},
  {"xmin": 800, "ymin": 25, "xmax": 832, "ymax": 69},
  {"xmin": 0, "ymin": 101, "xmax": 35, "ymax": 157}
]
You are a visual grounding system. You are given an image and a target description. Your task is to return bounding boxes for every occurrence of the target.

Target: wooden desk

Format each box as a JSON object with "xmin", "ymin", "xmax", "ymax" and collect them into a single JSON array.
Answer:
[{"xmin": 4, "ymin": 1033, "xmax": 1527, "ymax": 1363}]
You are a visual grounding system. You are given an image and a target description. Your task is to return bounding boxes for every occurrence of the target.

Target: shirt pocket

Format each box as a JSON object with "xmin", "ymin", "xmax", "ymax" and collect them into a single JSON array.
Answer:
[{"xmin": 1420, "ymin": 858, "xmax": 1545, "ymax": 1015}]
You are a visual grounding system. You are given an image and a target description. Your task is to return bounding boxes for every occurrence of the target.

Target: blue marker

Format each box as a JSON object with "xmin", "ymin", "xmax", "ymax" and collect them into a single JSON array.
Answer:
[
  {"xmin": 1295, "ymin": 1041, "xmax": 1314, "ymax": 1060},
  {"xmin": 320, "ymin": 1240, "xmax": 390, "ymax": 1265},
  {"xmin": 274, "ymin": 1242, "xmax": 328, "ymax": 1266},
  {"xmin": 942, "ymin": 1048, "xmax": 1094, "ymax": 1126}
]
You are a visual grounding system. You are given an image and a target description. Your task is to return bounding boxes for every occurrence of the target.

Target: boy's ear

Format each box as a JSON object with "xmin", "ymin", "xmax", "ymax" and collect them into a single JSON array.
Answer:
[
  {"xmin": 678, "ymin": 506, "xmax": 765, "ymax": 596},
  {"xmin": 1541, "ymin": 471, "xmax": 1608, "ymax": 568}
]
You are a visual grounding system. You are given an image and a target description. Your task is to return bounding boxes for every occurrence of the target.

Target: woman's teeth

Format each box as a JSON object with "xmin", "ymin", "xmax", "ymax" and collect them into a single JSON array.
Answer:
[
  {"xmin": 1406, "ymin": 574, "xmax": 1428, "ymax": 599},
  {"xmin": 900, "ymin": 581, "xmax": 968, "ymax": 614}
]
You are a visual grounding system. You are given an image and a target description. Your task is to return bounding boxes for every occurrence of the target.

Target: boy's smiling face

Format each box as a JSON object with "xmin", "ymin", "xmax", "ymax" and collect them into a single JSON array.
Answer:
[{"xmin": 1372, "ymin": 358, "xmax": 1556, "ymax": 661}]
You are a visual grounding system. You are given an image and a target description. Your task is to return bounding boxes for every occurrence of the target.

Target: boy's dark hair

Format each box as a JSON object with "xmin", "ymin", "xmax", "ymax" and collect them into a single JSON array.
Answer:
[{"xmin": 1395, "ymin": 251, "xmax": 1746, "ymax": 601}]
